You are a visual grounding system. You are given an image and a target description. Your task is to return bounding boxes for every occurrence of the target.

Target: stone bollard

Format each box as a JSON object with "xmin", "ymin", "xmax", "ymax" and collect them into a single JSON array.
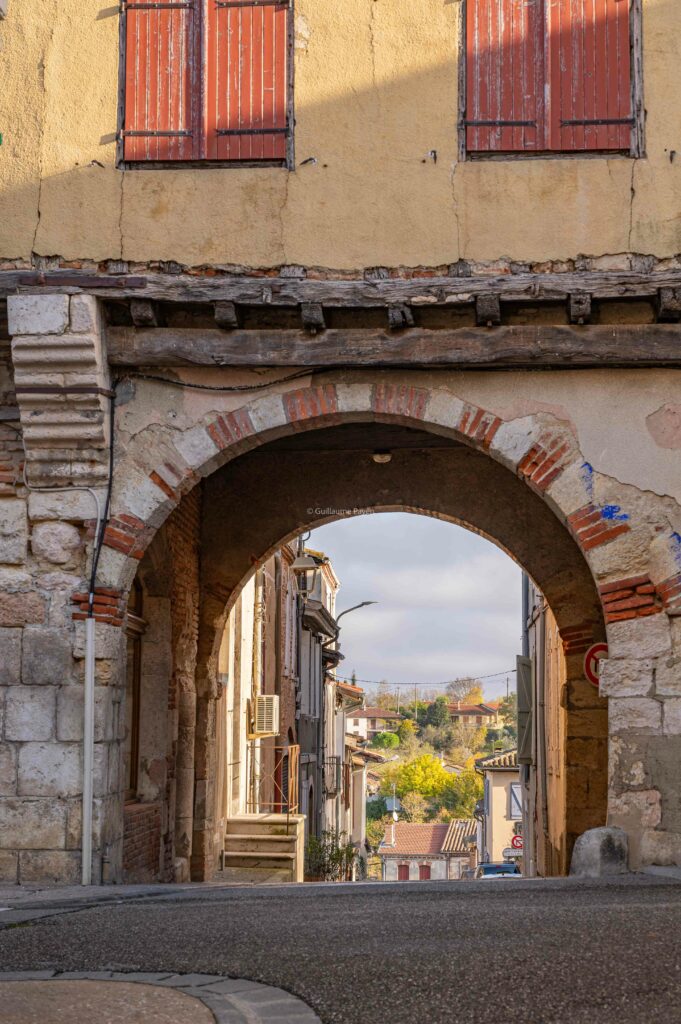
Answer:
[{"xmin": 570, "ymin": 827, "xmax": 629, "ymax": 878}]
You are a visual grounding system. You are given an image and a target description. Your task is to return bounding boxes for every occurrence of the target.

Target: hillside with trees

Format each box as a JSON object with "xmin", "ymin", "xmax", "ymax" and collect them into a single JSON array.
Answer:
[{"xmin": 363, "ymin": 679, "xmax": 518, "ymax": 851}]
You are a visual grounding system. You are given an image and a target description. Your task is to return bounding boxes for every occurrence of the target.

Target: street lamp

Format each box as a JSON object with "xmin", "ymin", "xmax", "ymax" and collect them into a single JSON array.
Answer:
[
  {"xmin": 336, "ymin": 601, "xmax": 378, "ymax": 624},
  {"xmin": 290, "ymin": 552, "xmax": 321, "ymax": 599}
]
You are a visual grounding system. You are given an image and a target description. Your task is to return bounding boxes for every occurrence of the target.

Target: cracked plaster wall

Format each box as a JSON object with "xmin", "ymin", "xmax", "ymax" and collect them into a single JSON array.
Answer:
[{"xmin": 0, "ymin": 0, "xmax": 680, "ymax": 268}]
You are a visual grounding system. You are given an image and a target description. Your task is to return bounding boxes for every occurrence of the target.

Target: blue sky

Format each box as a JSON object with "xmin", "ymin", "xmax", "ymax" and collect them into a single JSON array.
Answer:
[{"xmin": 310, "ymin": 512, "xmax": 522, "ymax": 703}]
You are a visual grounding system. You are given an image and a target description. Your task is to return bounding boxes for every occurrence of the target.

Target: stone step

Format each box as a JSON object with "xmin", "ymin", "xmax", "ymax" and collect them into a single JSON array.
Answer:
[
  {"xmin": 226, "ymin": 835, "xmax": 296, "ymax": 853},
  {"xmin": 215, "ymin": 865, "xmax": 294, "ymax": 884},
  {"xmin": 226, "ymin": 816, "xmax": 295, "ymax": 838},
  {"xmin": 222, "ymin": 851, "xmax": 296, "ymax": 866}
]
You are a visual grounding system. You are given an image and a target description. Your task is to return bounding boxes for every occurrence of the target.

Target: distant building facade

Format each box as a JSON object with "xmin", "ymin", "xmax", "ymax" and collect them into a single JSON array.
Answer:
[
  {"xmin": 448, "ymin": 703, "xmax": 500, "ymax": 729},
  {"xmin": 347, "ymin": 708, "xmax": 403, "ymax": 742},
  {"xmin": 475, "ymin": 750, "xmax": 522, "ymax": 865},
  {"xmin": 379, "ymin": 821, "xmax": 476, "ymax": 881}
]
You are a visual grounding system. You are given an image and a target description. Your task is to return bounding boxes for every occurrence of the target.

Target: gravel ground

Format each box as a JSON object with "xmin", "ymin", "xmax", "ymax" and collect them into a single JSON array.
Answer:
[{"xmin": 1, "ymin": 876, "xmax": 680, "ymax": 1024}]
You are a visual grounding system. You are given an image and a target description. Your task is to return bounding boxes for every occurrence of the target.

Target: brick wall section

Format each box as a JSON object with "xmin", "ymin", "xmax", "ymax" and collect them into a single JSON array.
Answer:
[
  {"xmin": 658, "ymin": 572, "xmax": 681, "ymax": 611},
  {"xmin": 518, "ymin": 433, "xmax": 573, "ymax": 492},
  {"xmin": 284, "ymin": 384, "xmax": 339, "ymax": 425},
  {"xmin": 599, "ymin": 575, "xmax": 662, "ymax": 623},
  {"xmin": 207, "ymin": 409, "xmax": 255, "ymax": 450},
  {"xmin": 561, "ymin": 623, "xmax": 597, "ymax": 655},
  {"xmin": 458, "ymin": 405, "xmax": 502, "ymax": 449},
  {"xmin": 0, "ymin": 329, "xmax": 23, "ymax": 497},
  {"xmin": 568, "ymin": 503, "xmax": 631, "ymax": 551},
  {"xmin": 103, "ymin": 514, "xmax": 149, "ymax": 560},
  {"xmin": 123, "ymin": 802, "xmax": 161, "ymax": 881},
  {"xmin": 71, "ymin": 587, "xmax": 125, "ymax": 625},
  {"xmin": 371, "ymin": 383, "xmax": 428, "ymax": 419}
]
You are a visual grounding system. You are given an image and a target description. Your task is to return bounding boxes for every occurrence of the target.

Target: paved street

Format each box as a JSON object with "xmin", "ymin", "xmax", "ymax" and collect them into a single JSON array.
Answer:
[{"xmin": 1, "ymin": 876, "xmax": 681, "ymax": 1024}]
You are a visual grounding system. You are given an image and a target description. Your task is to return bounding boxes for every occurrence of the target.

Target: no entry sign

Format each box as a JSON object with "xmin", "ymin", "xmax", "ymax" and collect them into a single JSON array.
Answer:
[{"xmin": 584, "ymin": 643, "xmax": 608, "ymax": 687}]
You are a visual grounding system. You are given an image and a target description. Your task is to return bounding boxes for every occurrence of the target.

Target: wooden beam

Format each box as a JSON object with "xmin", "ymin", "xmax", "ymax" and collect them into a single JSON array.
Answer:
[
  {"xmin": 388, "ymin": 305, "xmax": 415, "ymax": 330},
  {"xmin": 107, "ymin": 324, "xmax": 681, "ymax": 368},
  {"xmin": 569, "ymin": 293, "xmax": 592, "ymax": 324},
  {"xmin": 6, "ymin": 268, "xmax": 681, "ymax": 306},
  {"xmin": 658, "ymin": 287, "xmax": 681, "ymax": 323},
  {"xmin": 130, "ymin": 299, "xmax": 158, "ymax": 327},
  {"xmin": 300, "ymin": 302, "xmax": 325, "ymax": 334},
  {"xmin": 214, "ymin": 301, "xmax": 239, "ymax": 330},
  {"xmin": 476, "ymin": 294, "xmax": 501, "ymax": 327}
]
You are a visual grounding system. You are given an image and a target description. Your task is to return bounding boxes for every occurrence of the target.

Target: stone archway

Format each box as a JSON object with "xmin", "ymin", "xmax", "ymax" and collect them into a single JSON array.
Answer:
[
  {"xmin": 4, "ymin": 373, "xmax": 680, "ymax": 883},
  {"xmin": 96, "ymin": 380, "xmax": 679, "ymax": 879}
]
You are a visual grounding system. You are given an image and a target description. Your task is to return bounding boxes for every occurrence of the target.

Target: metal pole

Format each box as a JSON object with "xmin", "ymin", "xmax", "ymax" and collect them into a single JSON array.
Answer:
[{"xmin": 81, "ymin": 617, "xmax": 95, "ymax": 885}]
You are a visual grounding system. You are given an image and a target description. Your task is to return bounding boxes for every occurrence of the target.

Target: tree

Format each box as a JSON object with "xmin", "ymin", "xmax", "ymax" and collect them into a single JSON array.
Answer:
[
  {"xmin": 371, "ymin": 731, "xmax": 400, "ymax": 750},
  {"xmin": 400, "ymin": 792, "xmax": 428, "ymax": 822},
  {"xmin": 446, "ymin": 677, "xmax": 484, "ymax": 704},
  {"xmin": 366, "ymin": 796, "xmax": 388, "ymax": 821},
  {"xmin": 440, "ymin": 769, "xmax": 483, "ymax": 819},
  {"xmin": 397, "ymin": 718, "xmax": 417, "ymax": 744},
  {"xmin": 424, "ymin": 695, "xmax": 451, "ymax": 728},
  {"xmin": 382, "ymin": 754, "xmax": 449, "ymax": 799},
  {"xmin": 374, "ymin": 680, "xmax": 398, "ymax": 710},
  {"xmin": 499, "ymin": 691, "xmax": 518, "ymax": 727},
  {"xmin": 401, "ymin": 699, "xmax": 428, "ymax": 725},
  {"xmin": 366, "ymin": 816, "xmax": 390, "ymax": 850}
]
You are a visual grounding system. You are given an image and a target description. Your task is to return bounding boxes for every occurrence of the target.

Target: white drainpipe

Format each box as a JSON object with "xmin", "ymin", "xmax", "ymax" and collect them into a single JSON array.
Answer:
[{"xmin": 82, "ymin": 616, "xmax": 96, "ymax": 885}]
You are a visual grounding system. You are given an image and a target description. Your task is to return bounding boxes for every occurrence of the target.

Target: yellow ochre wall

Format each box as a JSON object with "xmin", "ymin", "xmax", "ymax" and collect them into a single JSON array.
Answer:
[{"xmin": 0, "ymin": 0, "xmax": 679, "ymax": 269}]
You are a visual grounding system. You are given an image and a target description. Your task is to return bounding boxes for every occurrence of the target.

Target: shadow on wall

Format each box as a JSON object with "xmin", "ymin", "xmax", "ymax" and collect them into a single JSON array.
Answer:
[{"xmin": 0, "ymin": 0, "xmax": 678, "ymax": 266}]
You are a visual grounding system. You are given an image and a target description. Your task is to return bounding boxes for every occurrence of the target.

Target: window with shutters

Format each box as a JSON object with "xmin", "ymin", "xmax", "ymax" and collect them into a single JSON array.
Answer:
[
  {"xmin": 509, "ymin": 782, "xmax": 523, "ymax": 820},
  {"xmin": 119, "ymin": 0, "xmax": 292, "ymax": 167},
  {"xmin": 461, "ymin": 0, "xmax": 642, "ymax": 158}
]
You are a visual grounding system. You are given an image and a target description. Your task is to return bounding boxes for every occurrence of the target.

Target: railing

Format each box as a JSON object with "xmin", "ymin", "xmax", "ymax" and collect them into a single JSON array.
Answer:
[
  {"xmin": 247, "ymin": 743, "xmax": 300, "ymax": 815},
  {"xmin": 343, "ymin": 760, "xmax": 352, "ymax": 811},
  {"xmin": 323, "ymin": 755, "xmax": 342, "ymax": 796}
]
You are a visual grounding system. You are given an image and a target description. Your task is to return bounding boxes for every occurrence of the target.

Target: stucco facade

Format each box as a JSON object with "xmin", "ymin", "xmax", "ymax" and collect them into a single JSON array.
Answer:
[
  {"xmin": 0, "ymin": 1, "xmax": 679, "ymax": 270},
  {"xmin": 0, "ymin": 0, "xmax": 680, "ymax": 885}
]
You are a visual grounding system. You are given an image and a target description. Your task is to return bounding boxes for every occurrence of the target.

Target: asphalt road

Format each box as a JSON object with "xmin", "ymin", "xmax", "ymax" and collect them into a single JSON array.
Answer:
[{"xmin": 1, "ymin": 876, "xmax": 680, "ymax": 1024}]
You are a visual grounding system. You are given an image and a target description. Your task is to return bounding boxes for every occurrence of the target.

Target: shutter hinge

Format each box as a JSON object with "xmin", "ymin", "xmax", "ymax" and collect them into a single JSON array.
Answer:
[
  {"xmin": 120, "ymin": 130, "xmax": 193, "ymax": 137},
  {"xmin": 121, "ymin": 2, "xmax": 194, "ymax": 10},
  {"xmin": 215, "ymin": 1, "xmax": 289, "ymax": 7},
  {"xmin": 560, "ymin": 118, "xmax": 634, "ymax": 127},
  {"xmin": 463, "ymin": 119, "xmax": 537, "ymax": 128}
]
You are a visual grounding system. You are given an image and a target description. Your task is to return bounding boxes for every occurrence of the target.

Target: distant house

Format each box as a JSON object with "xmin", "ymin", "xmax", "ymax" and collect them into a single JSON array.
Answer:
[
  {"xmin": 347, "ymin": 707, "xmax": 403, "ymax": 741},
  {"xmin": 448, "ymin": 702, "xmax": 500, "ymax": 729},
  {"xmin": 378, "ymin": 820, "xmax": 476, "ymax": 881},
  {"xmin": 475, "ymin": 749, "xmax": 522, "ymax": 865}
]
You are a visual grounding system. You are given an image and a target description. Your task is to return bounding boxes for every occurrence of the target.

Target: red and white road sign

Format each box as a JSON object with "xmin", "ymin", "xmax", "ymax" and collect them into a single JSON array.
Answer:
[
  {"xmin": 584, "ymin": 643, "xmax": 608, "ymax": 687},
  {"xmin": 511, "ymin": 835, "xmax": 523, "ymax": 850}
]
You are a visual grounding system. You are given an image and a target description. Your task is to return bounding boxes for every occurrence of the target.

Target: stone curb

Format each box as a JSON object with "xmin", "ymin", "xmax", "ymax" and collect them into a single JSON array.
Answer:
[{"xmin": 0, "ymin": 970, "xmax": 322, "ymax": 1024}]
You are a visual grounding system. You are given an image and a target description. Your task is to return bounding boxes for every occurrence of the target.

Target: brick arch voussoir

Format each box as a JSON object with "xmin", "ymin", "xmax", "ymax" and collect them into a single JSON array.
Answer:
[{"xmin": 101, "ymin": 379, "xmax": 667, "ymax": 642}]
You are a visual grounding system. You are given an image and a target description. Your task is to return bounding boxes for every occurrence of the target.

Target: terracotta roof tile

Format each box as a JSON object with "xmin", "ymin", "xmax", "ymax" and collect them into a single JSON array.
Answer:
[
  {"xmin": 441, "ymin": 819, "xmax": 477, "ymax": 854},
  {"xmin": 476, "ymin": 749, "xmax": 518, "ymax": 769},
  {"xmin": 353, "ymin": 707, "xmax": 402, "ymax": 720},
  {"xmin": 379, "ymin": 822, "xmax": 450, "ymax": 857}
]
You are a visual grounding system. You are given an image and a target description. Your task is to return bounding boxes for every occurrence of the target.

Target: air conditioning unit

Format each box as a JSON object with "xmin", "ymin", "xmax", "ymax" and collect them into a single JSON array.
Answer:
[{"xmin": 247, "ymin": 695, "xmax": 280, "ymax": 739}]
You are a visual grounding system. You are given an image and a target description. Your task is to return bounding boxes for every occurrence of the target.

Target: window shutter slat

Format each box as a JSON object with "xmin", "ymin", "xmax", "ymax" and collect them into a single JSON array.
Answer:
[
  {"xmin": 465, "ymin": 0, "xmax": 543, "ymax": 153},
  {"xmin": 547, "ymin": 0, "xmax": 632, "ymax": 151},
  {"xmin": 123, "ymin": 1, "xmax": 198, "ymax": 162},
  {"xmin": 205, "ymin": 0, "xmax": 289, "ymax": 162}
]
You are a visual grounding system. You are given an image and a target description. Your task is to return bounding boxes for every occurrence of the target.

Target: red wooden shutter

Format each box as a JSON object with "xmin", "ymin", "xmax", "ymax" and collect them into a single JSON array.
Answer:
[
  {"xmin": 465, "ymin": 0, "xmax": 544, "ymax": 153},
  {"xmin": 205, "ymin": 0, "xmax": 289, "ymax": 161},
  {"xmin": 123, "ymin": 1, "xmax": 199, "ymax": 162},
  {"xmin": 547, "ymin": 0, "xmax": 633, "ymax": 151}
]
